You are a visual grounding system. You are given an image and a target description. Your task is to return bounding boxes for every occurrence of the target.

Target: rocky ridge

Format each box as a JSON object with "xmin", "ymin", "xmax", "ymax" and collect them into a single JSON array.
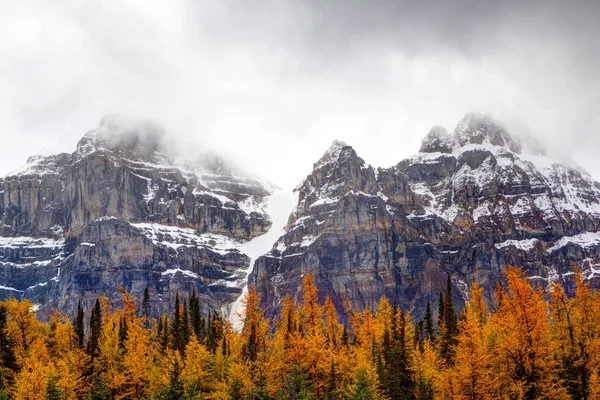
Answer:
[
  {"xmin": 250, "ymin": 113, "xmax": 600, "ymax": 319},
  {"xmin": 3, "ymin": 112, "xmax": 600, "ymax": 322},
  {"xmin": 0, "ymin": 115, "xmax": 276, "ymax": 318}
]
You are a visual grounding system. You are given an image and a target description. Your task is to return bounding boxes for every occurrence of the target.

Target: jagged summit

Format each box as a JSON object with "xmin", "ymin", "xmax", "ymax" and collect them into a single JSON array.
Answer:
[
  {"xmin": 417, "ymin": 113, "xmax": 548, "ymax": 159},
  {"xmin": 453, "ymin": 112, "xmax": 522, "ymax": 153},
  {"xmin": 313, "ymin": 139, "xmax": 350, "ymax": 170},
  {"xmin": 76, "ymin": 114, "xmax": 166, "ymax": 161},
  {"xmin": 419, "ymin": 125, "xmax": 453, "ymax": 153}
]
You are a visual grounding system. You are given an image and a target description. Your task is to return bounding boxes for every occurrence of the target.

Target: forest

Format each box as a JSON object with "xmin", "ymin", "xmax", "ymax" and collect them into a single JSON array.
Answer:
[{"xmin": 0, "ymin": 266, "xmax": 599, "ymax": 400}]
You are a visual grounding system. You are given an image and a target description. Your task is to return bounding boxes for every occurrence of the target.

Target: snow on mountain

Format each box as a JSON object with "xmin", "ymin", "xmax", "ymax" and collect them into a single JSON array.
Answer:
[{"xmin": 226, "ymin": 190, "xmax": 298, "ymax": 330}]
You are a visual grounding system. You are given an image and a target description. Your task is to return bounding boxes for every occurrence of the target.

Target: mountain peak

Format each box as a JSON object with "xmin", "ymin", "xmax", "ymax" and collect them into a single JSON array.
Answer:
[
  {"xmin": 420, "ymin": 125, "xmax": 453, "ymax": 153},
  {"xmin": 453, "ymin": 112, "xmax": 522, "ymax": 153},
  {"xmin": 76, "ymin": 115, "xmax": 166, "ymax": 160},
  {"xmin": 313, "ymin": 139, "xmax": 351, "ymax": 170}
]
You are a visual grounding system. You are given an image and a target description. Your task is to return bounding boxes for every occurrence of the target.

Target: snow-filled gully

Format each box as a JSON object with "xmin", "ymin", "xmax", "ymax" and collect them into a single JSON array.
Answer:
[{"xmin": 225, "ymin": 190, "xmax": 298, "ymax": 331}]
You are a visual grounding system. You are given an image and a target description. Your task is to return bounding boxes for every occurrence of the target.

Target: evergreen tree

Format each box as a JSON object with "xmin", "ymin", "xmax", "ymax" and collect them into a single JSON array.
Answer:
[
  {"xmin": 45, "ymin": 375, "xmax": 63, "ymax": 400},
  {"xmin": 324, "ymin": 358, "xmax": 339, "ymax": 400},
  {"xmin": 424, "ymin": 301, "xmax": 434, "ymax": 341},
  {"xmin": 74, "ymin": 300, "xmax": 85, "ymax": 348},
  {"xmin": 182, "ymin": 300, "xmax": 191, "ymax": 349},
  {"xmin": 341, "ymin": 325, "xmax": 349, "ymax": 348},
  {"xmin": 189, "ymin": 289, "xmax": 202, "ymax": 340},
  {"xmin": 206, "ymin": 310, "xmax": 214, "ymax": 351},
  {"xmin": 348, "ymin": 369, "xmax": 376, "ymax": 400},
  {"xmin": 438, "ymin": 276, "xmax": 459, "ymax": 365},
  {"xmin": 141, "ymin": 287, "xmax": 150, "ymax": 324},
  {"xmin": 244, "ymin": 320, "xmax": 258, "ymax": 361},
  {"xmin": 415, "ymin": 320, "xmax": 424, "ymax": 350},
  {"xmin": 158, "ymin": 314, "xmax": 170, "ymax": 351},
  {"xmin": 87, "ymin": 299, "xmax": 102, "ymax": 361},
  {"xmin": 221, "ymin": 333, "xmax": 228, "ymax": 357},
  {"xmin": 280, "ymin": 366, "xmax": 313, "ymax": 400},
  {"xmin": 379, "ymin": 304, "xmax": 413, "ymax": 400},
  {"xmin": 437, "ymin": 292, "xmax": 445, "ymax": 335},
  {"xmin": 247, "ymin": 369, "xmax": 270, "ymax": 400},
  {"xmin": 87, "ymin": 375, "xmax": 109, "ymax": 400},
  {"xmin": 444, "ymin": 276, "xmax": 458, "ymax": 337},
  {"xmin": 230, "ymin": 378, "xmax": 244, "ymax": 400},
  {"xmin": 161, "ymin": 359, "xmax": 184, "ymax": 400},
  {"xmin": 171, "ymin": 294, "xmax": 182, "ymax": 353}
]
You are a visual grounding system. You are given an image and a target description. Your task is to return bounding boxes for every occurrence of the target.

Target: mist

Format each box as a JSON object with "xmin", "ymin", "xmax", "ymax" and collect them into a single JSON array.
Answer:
[{"xmin": 1, "ymin": 0, "xmax": 599, "ymax": 189}]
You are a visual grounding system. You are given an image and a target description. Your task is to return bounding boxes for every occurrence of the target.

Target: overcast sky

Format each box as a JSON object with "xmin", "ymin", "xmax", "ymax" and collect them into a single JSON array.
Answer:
[{"xmin": 1, "ymin": 0, "xmax": 599, "ymax": 189}]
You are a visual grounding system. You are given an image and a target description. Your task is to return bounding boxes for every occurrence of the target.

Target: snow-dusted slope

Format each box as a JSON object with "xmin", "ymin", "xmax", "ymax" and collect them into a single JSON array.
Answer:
[
  {"xmin": 250, "ymin": 113, "xmax": 600, "ymax": 321},
  {"xmin": 226, "ymin": 190, "xmax": 298, "ymax": 330}
]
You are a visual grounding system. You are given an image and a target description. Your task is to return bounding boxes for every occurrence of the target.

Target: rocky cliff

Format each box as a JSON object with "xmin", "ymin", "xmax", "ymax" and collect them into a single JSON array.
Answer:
[
  {"xmin": 4, "ymin": 112, "xmax": 600, "ymax": 322},
  {"xmin": 250, "ymin": 113, "xmax": 600, "ymax": 319},
  {"xmin": 0, "ymin": 115, "xmax": 276, "ymax": 318}
]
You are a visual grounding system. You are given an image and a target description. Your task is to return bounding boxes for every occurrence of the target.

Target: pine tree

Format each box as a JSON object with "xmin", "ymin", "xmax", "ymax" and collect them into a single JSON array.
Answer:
[
  {"xmin": 324, "ymin": 358, "xmax": 339, "ymax": 400},
  {"xmin": 415, "ymin": 320, "xmax": 424, "ymax": 350},
  {"xmin": 189, "ymin": 289, "xmax": 202, "ymax": 340},
  {"xmin": 436, "ymin": 292, "xmax": 445, "ymax": 335},
  {"xmin": 45, "ymin": 375, "xmax": 63, "ymax": 400},
  {"xmin": 141, "ymin": 287, "xmax": 150, "ymax": 325},
  {"xmin": 281, "ymin": 366, "xmax": 313, "ymax": 400},
  {"xmin": 348, "ymin": 369, "xmax": 376, "ymax": 400},
  {"xmin": 380, "ymin": 304, "xmax": 413, "ymax": 400},
  {"xmin": 171, "ymin": 294, "xmax": 182, "ymax": 353},
  {"xmin": 341, "ymin": 325, "xmax": 349, "ymax": 348},
  {"xmin": 424, "ymin": 301, "xmax": 434, "ymax": 341},
  {"xmin": 161, "ymin": 359, "xmax": 184, "ymax": 400},
  {"xmin": 87, "ymin": 375, "xmax": 109, "ymax": 400},
  {"xmin": 438, "ymin": 276, "xmax": 458, "ymax": 365},
  {"xmin": 182, "ymin": 300, "xmax": 191, "ymax": 350},
  {"xmin": 87, "ymin": 299, "xmax": 102, "ymax": 361},
  {"xmin": 158, "ymin": 314, "xmax": 170, "ymax": 351},
  {"xmin": 74, "ymin": 300, "xmax": 85, "ymax": 348},
  {"xmin": 230, "ymin": 378, "xmax": 244, "ymax": 400}
]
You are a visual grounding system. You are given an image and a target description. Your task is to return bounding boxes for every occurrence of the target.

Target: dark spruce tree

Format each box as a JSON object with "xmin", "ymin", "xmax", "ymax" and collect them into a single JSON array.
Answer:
[
  {"xmin": 438, "ymin": 276, "xmax": 459, "ymax": 365},
  {"xmin": 424, "ymin": 301, "xmax": 434, "ymax": 341},
  {"xmin": 181, "ymin": 300, "xmax": 191, "ymax": 349},
  {"xmin": 229, "ymin": 378, "xmax": 244, "ymax": 400},
  {"xmin": 87, "ymin": 299, "xmax": 102, "ymax": 362},
  {"xmin": 171, "ymin": 293, "xmax": 183, "ymax": 353},
  {"xmin": 380, "ymin": 304, "xmax": 413, "ymax": 400},
  {"xmin": 73, "ymin": 300, "xmax": 85, "ymax": 348},
  {"xmin": 45, "ymin": 376, "xmax": 63, "ymax": 400},
  {"xmin": 141, "ymin": 286, "xmax": 150, "ymax": 326},
  {"xmin": 189, "ymin": 289, "xmax": 203, "ymax": 340},
  {"xmin": 324, "ymin": 358, "xmax": 339, "ymax": 400},
  {"xmin": 348, "ymin": 369, "xmax": 375, "ymax": 400},
  {"xmin": 160, "ymin": 359, "xmax": 184, "ymax": 400}
]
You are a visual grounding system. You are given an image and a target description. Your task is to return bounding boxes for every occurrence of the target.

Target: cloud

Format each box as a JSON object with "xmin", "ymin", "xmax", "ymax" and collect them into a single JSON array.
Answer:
[{"xmin": 1, "ymin": 0, "xmax": 599, "ymax": 188}]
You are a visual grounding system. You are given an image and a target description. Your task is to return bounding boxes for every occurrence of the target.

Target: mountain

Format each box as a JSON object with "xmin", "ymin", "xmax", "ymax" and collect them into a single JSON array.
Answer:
[
  {"xmin": 3, "ymin": 112, "xmax": 600, "ymax": 322},
  {"xmin": 250, "ymin": 113, "xmax": 600, "ymax": 319},
  {"xmin": 0, "ymin": 115, "xmax": 279, "ymax": 318}
]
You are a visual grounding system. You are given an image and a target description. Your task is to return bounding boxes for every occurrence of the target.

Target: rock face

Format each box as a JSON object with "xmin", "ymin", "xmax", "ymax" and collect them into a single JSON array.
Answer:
[
  {"xmin": 251, "ymin": 113, "xmax": 600, "ymax": 319},
  {"xmin": 0, "ymin": 115, "xmax": 276, "ymax": 318},
  {"xmin": 4, "ymin": 112, "xmax": 600, "ymax": 323}
]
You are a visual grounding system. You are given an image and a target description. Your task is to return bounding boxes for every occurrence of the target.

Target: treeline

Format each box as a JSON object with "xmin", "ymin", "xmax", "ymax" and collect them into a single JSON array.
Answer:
[{"xmin": 0, "ymin": 267, "xmax": 599, "ymax": 399}]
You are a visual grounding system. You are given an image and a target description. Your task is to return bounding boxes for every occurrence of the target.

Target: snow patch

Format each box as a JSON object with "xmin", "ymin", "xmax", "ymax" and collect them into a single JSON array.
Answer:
[
  {"xmin": 495, "ymin": 238, "xmax": 539, "ymax": 252},
  {"xmin": 547, "ymin": 232, "xmax": 600, "ymax": 253},
  {"xmin": 226, "ymin": 190, "xmax": 299, "ymax": 331}
]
